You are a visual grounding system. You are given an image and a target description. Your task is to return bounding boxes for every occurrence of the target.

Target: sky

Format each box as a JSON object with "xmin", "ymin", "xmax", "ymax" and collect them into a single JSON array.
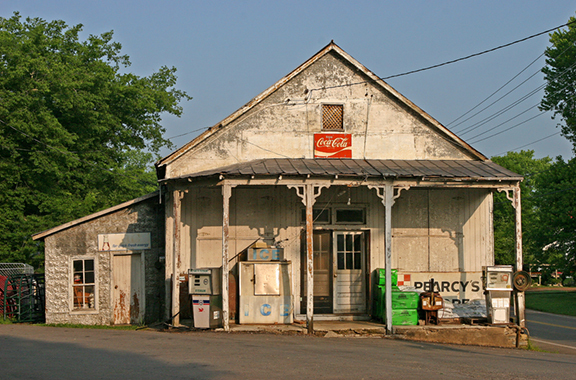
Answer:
[{"xmin": 4, "ymin": 1, "xmax": 576, "ymax": 160}]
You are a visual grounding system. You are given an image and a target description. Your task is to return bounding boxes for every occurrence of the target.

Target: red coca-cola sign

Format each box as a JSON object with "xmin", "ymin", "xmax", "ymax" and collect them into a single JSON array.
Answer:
[{"xmin": 314, "ymin": 133, "xmax": 352, "ymax": 158}]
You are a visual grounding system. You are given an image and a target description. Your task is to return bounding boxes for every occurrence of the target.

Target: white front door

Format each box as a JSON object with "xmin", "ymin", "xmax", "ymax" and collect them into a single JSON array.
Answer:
[
  {"xmin": 112, "ymin": 253, "xmax": 144, "ymax": 324},
  {"xmin": 333, "ymin": 232, "xmax": 366, "ymax": 313}
]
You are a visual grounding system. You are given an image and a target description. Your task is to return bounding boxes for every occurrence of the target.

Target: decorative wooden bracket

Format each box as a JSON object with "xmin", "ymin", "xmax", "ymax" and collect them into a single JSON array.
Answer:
[
  {"xmin": 368, "ymin": 185, "xmax": 410, "ymax": 206},
  {"xmin": 288, "ymin": 184, "xmax": 329, "ymax": 207},
  {"xmin": 498, "ymin": 187, "xmax": 519, "ymax": 209}
]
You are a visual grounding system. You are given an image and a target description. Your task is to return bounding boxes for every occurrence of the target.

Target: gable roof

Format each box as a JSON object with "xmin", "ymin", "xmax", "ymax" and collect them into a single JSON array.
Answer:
[
  {"xmin": 156, "ymin": 42, "xmax": 486, "ymax": 178},
  {"xmin": 32, "ymin": 191, "xmax": 159, "ymax": 241}
]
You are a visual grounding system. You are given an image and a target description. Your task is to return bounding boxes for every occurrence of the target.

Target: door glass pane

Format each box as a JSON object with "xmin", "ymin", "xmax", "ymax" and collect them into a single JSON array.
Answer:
[
  {"xmin": 346, "ymin": 252, "xmax": 352, "ymax": 269},
  {"xmin": 346, "ymin": 235, "xmax": 353, "ymax": 251},
  {"xmin": 354, "ymin": 252, "xmax": 361, "ymax": 270},
  {"xmin": 337, "ymin": 234, "xmax": 344, "ymax": 251},
  {"xmin": 337, "ymin": 252, "xmax": 344, "ymax": 270}
]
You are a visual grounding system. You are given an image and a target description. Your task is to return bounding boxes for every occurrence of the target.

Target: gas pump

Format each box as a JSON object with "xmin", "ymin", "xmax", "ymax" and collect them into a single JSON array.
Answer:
[
  {"xmin": 188, "ymin": 268, "xmax": 222, "ymax": 329},
  {"xmin": 483, "ymin": 266, "xmax": 513, "ymax": 324}
]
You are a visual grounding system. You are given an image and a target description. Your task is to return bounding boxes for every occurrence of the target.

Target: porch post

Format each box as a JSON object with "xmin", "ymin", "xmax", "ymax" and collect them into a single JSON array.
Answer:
[
  {"xmin": 514, "ymin": 186, "xmax": 525, "ymax": 328},
  {"xmin": 222, "ymin": 183, "xmax": 233, "ymax": 332},
  {"xmin": 384, "ymin": 183, "xmax": 394, "ymax": 334},
  {"xmin": 369, "ymin": 183, "xmax": 408, "ymax": 334},
  {"xmin": 171, "ymin": 189, "xmax": 183, "ymax": 326},
  {"xmin": 305, "ymin": 184, "xmax": 315, "ymax": 334},
  {"xmin": 288, "ymin": 183, "xmax": 327, "ymax": 334}
]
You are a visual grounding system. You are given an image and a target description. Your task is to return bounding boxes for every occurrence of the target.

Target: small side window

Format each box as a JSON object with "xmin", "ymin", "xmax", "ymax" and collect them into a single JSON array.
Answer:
[{"xmin": 73, "ymin": 258, "xmax": 95, "ymax": 310}]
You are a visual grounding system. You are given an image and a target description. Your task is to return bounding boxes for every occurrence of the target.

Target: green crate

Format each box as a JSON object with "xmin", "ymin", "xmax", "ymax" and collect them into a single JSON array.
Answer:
[
  {"xmin": 373, "ymin": 286, "xmax": 406, "ymax": 320},
  {"xmin": 391, "ymin": 309, "xmax": 418, "ymax": 326},
  {"xmin": 390, "ymin": 291, "xmax": 419, "ymax": 309},
  {"xmin": 377, "ymin": 268, "xmax": 398, "ymax": 286}
]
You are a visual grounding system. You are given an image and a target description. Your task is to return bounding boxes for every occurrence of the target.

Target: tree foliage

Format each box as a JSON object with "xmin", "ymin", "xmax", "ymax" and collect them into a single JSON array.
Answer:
[
  {"xmin": 491, "ymin": 151, "xmax": 551, "ymax": 266},
  {"xmin": 533, "ymin": 157, "xmax": 576, "ymax": 279},
  {"xmin": 541, "ymin": 15, "xmax": 576, "ymax": 150},
  {"xmin": 0, "ymin": 13, "xmax": 190, "ymax": 268}
]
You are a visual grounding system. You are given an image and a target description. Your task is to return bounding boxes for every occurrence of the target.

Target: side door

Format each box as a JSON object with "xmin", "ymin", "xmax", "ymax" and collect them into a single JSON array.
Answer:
[
  {"xmin": 112, "ymin": 253, "xmax": 144, "ymax": 324},
  {"xmin": 333, "ymin": 231, "xmax": 366, "ymax": 314}
]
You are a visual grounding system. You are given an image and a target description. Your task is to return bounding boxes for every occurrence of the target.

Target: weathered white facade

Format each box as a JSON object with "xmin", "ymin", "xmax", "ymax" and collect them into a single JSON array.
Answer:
[
  {"xmin": 35, "ymin": 42, "xmax": 524, "ymax": 330},
  {"xmin": 157, "ymin": 42, "xmax": 524, "ymax": 332}
]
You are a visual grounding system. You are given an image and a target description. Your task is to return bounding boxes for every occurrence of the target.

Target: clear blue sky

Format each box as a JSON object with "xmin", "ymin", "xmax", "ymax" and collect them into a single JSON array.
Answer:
[{"xmin": 4, "ymin": 1, "xmax": 576, "ymax": 160}]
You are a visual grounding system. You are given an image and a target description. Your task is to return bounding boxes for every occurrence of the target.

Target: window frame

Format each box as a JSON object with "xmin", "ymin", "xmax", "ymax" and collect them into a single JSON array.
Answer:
[{"xmin": 70, "ymin": 256, "xmax": 98, "ymax": 313}]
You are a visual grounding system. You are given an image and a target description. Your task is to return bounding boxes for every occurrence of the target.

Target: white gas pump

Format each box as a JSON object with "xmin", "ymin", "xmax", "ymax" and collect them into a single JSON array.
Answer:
[
  {"xmin": 188, "ymin": 268, "xmax": 222, "ymax": 329},
  {"xmin": 483, "ymin": 265, "xmax": 514, "ymax": 324}
]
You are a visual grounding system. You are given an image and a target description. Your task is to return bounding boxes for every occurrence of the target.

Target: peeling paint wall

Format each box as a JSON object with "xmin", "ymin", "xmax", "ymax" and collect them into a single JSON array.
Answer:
[
  {"xmin": 174, "ymin": 184, "xmax": 490, "ymax": 315},
  {"xmin": 166, "ymin": 52, "xmax": 473, "ymax": 178},
  {"xmin": 44, "ymin": 197, "xmax": 165, "ymax": 325}
]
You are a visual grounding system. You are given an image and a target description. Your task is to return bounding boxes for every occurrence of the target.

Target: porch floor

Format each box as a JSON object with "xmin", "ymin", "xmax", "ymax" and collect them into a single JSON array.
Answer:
[{"xmin": 228, "ymin": 320, "xmax": 386, "ymax": 335}]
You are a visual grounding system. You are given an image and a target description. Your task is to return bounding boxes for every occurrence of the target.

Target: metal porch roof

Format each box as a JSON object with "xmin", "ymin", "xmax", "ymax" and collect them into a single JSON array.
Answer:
[{"xmin": 167, "ymin": 158, "xmax": 522, "ymax": 182}]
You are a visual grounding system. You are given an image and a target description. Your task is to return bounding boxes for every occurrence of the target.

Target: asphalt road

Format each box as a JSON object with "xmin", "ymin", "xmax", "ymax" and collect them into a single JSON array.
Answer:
[
  {"xmin": 525, "ymin": 309, "xmax": 576, "ymax": 355},
  {"xmin": 1, "ymin": 324, "xmax": 575, "ymax": 380}
]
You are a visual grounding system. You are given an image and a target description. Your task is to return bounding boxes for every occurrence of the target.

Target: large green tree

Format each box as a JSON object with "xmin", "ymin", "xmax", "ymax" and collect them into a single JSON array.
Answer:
[
  {"xmin": 533, "ymin": 157, "xmax": 576, "ymax": 280},
  {"xmin": 491, "ymin": 151, "xmax": 551, "ymax": 266},
  {"xmin": 541, "ymin": 15, "xmax": 576, "ymax": 149},
  {"xmin": 0, "ymin": 13, "xmax": 190, "ymax": 268},
  {"xmin": 537, "ymin": 14, "xmax": 576, "ymax": 281}
]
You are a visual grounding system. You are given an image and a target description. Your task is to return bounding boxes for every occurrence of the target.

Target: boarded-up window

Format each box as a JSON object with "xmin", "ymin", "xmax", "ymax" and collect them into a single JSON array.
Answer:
[{"xmin": 322, "ymin": 104, "xmax": 344, "ymax": 131}]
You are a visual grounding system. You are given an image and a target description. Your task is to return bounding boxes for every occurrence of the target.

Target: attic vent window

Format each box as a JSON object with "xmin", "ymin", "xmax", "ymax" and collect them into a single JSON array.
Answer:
[{"xmin": 322, "ymin": 104, "xmax": 344, "ymax": 131}]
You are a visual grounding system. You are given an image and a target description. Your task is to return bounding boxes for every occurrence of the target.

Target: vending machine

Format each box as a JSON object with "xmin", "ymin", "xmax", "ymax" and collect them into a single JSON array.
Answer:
[
  {"xmin": 483, "ymin": 265, "xmax": 514, "ymax": 324},
  {"xmin": 239, "ymin": 261, "xmax": 293, "ymax": 324}
]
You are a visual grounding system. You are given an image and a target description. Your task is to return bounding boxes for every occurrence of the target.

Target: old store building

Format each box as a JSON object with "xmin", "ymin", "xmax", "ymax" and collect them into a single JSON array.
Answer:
[{"xmin": 34, "ymin": 42, "xmax": 524, "ymax": 331}]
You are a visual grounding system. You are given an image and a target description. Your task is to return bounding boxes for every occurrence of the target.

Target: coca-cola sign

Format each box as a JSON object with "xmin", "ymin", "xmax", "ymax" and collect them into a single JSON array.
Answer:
[{"xmin": 314, "ymin": 133, "xmax": 352, "ymax": 158}]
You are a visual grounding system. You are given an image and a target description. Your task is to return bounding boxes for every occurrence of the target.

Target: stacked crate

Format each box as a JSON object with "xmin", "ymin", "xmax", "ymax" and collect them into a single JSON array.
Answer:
[{"xmin": 374, "ymin": 269, "xmax": 419, "ymax": 326}]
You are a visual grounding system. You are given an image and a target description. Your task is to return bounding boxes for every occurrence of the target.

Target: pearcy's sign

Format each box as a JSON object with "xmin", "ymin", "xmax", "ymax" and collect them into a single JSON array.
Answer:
[
  {"xmin": 397, "ymin": 272, "xmax": 483, "ymax": 304},
  {"xmin": 314, "ymin": 133, "xmax": 352, "ymax": 158}
]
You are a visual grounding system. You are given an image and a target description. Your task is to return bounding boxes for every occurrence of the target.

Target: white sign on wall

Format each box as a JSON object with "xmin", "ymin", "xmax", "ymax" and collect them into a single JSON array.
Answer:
[
  {"xmin": 98, "ymin": 233, "xmax": 151, "ymax": 251},
  {"xmin": 397, "ymin": 272, "xmax": 483, "ymax": 304}
]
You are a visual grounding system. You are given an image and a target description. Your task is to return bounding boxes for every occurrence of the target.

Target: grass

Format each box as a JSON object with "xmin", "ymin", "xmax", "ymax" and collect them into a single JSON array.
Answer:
[
  {"xmin": 0, "ymin": 317, "xmax": 14, "ymax": 325},
  {"xmin": 525, "ymin": 290, "xmax": 576, "ymax": 317}
]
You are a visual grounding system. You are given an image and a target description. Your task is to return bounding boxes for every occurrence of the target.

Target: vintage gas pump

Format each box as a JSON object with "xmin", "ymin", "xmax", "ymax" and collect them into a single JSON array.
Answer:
[
  {"xmin": 483, "ymin": 265, "xmax": 514, "ymax": 324},
  {"xmin": 188, "ymin": 268, "xmax": 222, "ymax": 329}
]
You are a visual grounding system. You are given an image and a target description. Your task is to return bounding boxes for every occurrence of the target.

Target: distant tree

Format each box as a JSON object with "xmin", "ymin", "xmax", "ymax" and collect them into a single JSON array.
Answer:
[
  {"xmin": 533, "ymin": 157, "xmax": 576, "ymax": 280},
  {"xmin": 541, "ymin": 15, "xmax": 576, "ymax": 151},
  {"xmin": 0, "ymin": 13, "xmax": 190, "ymax": 268},
  {"xmin": 491, "ymin": 151, "xmax": 551, "ymax": 266}
]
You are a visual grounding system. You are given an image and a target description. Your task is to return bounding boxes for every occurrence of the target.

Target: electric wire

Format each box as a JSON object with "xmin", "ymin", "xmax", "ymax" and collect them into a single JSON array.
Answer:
[
  {"xmin": 447, "ymin": 52, "xmax": 546, "ymax": 127},
  {"xmin": 454, "ymin": 70, "xmax": 544, "ymax": 134},
  {"xmin": 450, "ymin": 35, "xmax": 575, "ymax": 131},
  {"xmin": 467, "ymin": 102, "xmax": 543, "ymax": 141},
  {"xmin": 306, "ymin": 19, "xmax": 576, "ymax": 94},
  {"xmin": 493, "ymin": 131, "xmax": 561, "ymax": 156}
]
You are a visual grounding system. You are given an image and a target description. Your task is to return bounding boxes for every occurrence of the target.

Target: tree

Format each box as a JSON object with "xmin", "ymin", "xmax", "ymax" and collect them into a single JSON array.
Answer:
[
  {"xmin": 533, "ymin": 157, "xmax": 576, "ymax": 281},
  {"xmin": 541, "ymin": 15, "xmax": 576, "ymax": 150},
  {"xmin": 0, "ymin": 13, "xmax": 190, "ymax": 268},
  {"xmin": 491, "ymin": 151, "xmax": 551, "ymax": 266}
]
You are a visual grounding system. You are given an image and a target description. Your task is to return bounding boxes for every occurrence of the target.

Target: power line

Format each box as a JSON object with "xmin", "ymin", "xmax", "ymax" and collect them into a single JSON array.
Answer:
[
  {"xmin": 454, "ymin": 70, "xmax": 543, "ymax": 134},
  {"xmin": 493, "ymin": 131, "xmax": 561, "ymax": 156},
  {"xmin": 467, "ymin": 102, "xmax": 541, "ymax": 140},
  {"xmin": 381, "ymin": 20, "xmax": 575, "ymax": 80},
  {"xmin": 470, "ymin": 112, "xmax": 546, "ymax": 144},
  {"xmin": 447, "ymin": 52, "xmax": 545, "ymax": 127}
]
